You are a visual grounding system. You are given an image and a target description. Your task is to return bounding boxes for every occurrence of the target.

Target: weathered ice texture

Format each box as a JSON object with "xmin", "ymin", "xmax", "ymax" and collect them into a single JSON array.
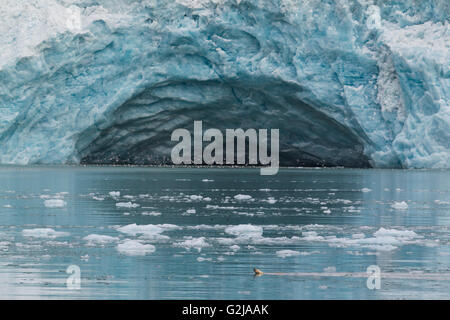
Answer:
[{"xmin": 0, "ymin": 0, "xmax": 448, "ymax": 167}]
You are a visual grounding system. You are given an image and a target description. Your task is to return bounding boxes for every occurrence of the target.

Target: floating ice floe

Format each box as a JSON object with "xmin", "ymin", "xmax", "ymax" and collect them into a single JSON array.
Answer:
[
  {"xmin": 3, "ymin": 204, "xmax": 12, "ymax": 208},
  {"xmin": 225, "ymin": 224, "xmax": 263, "ymax": 238},
  {"xmin": 352, "ymin": 233, "xmax": 366, "ymax": 239},
  {"xmin": 186, "ymin": 209, "xmax": 196, "ymax": 214},
  {"xmin": 373, "ymin": 227, "xmax": 417, "ymax": 238},
  {"xmin": 323, "ymin": 266, "xmax": 337, "ymax": 272},
  {"xmin": 326, "ymin": 227, "xmax": 420, "ymax": 251},
  {"xmin": 40, "ymin": 193, "xmax": 64, "ymax": 199},
  {"xmin": 116, "ymin": 240, "xmax": 155, "ymax": 256},
  {"xmin": 343, "ymin": 206, "xmax": 361, "ymax": 213},
  {"xmin": 197, "ymin": 256, "xmax": 212, "ymax": 262},
  {"xmin": 302, "ymin": 231, "xmax": 324, "ymax": 241},
  {"xmin": 236, "ymin": 212, "xmax": 255, "ymax": 217},
  {"xmin": 202, "ymin": 179, "xmax": 214, "ymax": 182},
  {"xmin": 361, "ymin": 188, "xmax": 372, "ymax": 193},
  {"xmin": 116, "ymin": 202, "xmax": 140, "ymax": 208},
  {"xmin": 117, "ymin": 223, "xmax": 179, "ymax": 240},
  {"xmin": 173, "ymin": 237, "xmax": 210, "ymax": 252},
  {"xmin": 206, "ymin": 205, "xmax": 237, "ymax": 210},
  {"xmin": 391, "ymin": 201, "xmax": 409, "ymax": 210},
  {"xmin": 234, "ymin": 194, "xmax": 253, "ymax": 200},
  {"xmin": 44, "ymin": 199, "xmax": 67, "ymax": 208},
  {"xmin": 276, "ymin": 250, "xmax": 301, "ymax": 258},
  {"xmin": 265, "ymin": 197, "xmax": 277, "ymax": 204},
  {"xmin": 142, "ymin": 211, "xmax": 162, "ymax": 216},
  {"xmin": 83, "ymin": 234, "xmax": 119, "ymax": 245},
  {"xmin": 92, "ymin": 196, "xmax": 105, "ymax": 201},
  {"xmin": 322, "ymin": 207, "xmax": 331, "ymax": 214},
  {"xmin": 185, "ymin": 224, "xmax": 225, "ymax": 230},
  {"xmin": 435, "ymin": 200, "xmax": 450, "ymax": 205},
  {"xmin": 22, "ymin": 228, "xmax": 69, "ymax": 238},
  {"xmin": 0, "ymin": 241, "xmax": 10, "ymax": 251},
  {"xmin": 214, "ymin": 224, "xmax": 427, "ymax": 252},
  {"xmin": 109, "ymin": 191, "xmax": 120, "ymax": 197},
  {"xmin": 276, "ymin": 249, "xmax": 321, "ymax": 257}
]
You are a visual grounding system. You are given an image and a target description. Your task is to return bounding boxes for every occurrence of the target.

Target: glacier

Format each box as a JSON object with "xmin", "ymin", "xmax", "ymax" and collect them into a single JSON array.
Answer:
[{"xmin": 0, "ymin": 0, "xmax": 448, "ymax": 168}]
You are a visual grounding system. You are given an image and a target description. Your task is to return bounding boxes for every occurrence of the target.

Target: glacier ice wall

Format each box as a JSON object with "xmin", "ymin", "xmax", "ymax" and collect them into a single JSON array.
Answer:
[{"xmin": 0, "ymin": 0, "xmax": 448, "ymax": 167}]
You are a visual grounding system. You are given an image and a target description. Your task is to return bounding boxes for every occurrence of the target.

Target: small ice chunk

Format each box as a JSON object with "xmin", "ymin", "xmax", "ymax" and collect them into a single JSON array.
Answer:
[
  {"xmin": 142, "ymin": 211, "xmax": 162, "ymax": 216},
  {"xmin": 302, "ymin": 231, "xmax": 324, "ymax": 241},
  {"xmin": 230, "ymin": 245, "xmax": 240, "ymax": 251},
  {"xmin": 202, "ymin": 179, "xmax": 214, "ymax": 182},
  {"xmin": 352, "ymin": 233, "xmax": 366, "ymax": 239},
  {"xmin": 83, "ymin": 234, "xmax": 119, "ymax": 245},
  {"xmin": 3, "ymin": 204, "xmax": 12, "ymax": 208},
  {"xmin": 92, "ymin": 196, "xmax": 105, "ymax": 201},
  {"xmin": 116, "ymin": 240, "xmax": 155, "ymax": 256},
  {"xmin": 109, "ymin": 191, "xmax": 120, "ymax": 197},
  {"xmin": 117, "ymin": 223, "xmax": 179, "ymax": 239},
  {"xmin": 44, "ymin": 199, "xmax": 66, "ymax": 208},
  {"xmin": 22, "ymin": 228, "xmax": 69, "ymax": 238},
  {"xmin": 234, "ymin": 194, "xmax": 252, "ymax": 200},
  {"xmin": 186, "ymin": 209, "xmax": 196, "ymax": 214},
  {"xmin": 276, "ymin": 250, "xmax": 301, "ymax": 258},
  {"xmin": 197, "ymin": 257, "xmax": 212, "ymax": 262},
  {"xmin": 173, "ymin": 237, "xmax": 210, "ymax": 252},
  {"xmin": 391, "ymin": 201, "xmax": 408, "ymax": 210},
  {"xmin": 225, "ymin": 224, "xmax": 263, "ymax": 238},
  {"xmin": 361, "ymin": 188, "xmax": 372, "ymax": 193},
  {"xmin": 116, "ymin": 202, "xmax": 140, "ymax": 208},
  {"xmin": 323, "ymin": 266, "xmax": 337, "ymax": 272},
  {"xmin": 374, "ymin": 227, "xmax": 417, "ymax": 238},
  {"xmin": 40, "ymin": 194, "xmax": 63, "ymax": 199}
]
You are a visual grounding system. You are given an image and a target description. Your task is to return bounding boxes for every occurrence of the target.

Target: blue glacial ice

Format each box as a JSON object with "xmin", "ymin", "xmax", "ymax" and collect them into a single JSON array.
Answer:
[{"xmin": 0, "ymin": 0, "xmax": 448, "ymax": 168}]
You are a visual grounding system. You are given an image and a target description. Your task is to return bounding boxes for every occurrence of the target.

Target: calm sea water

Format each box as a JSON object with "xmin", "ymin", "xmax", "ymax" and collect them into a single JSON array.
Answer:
[{"xmin": 0, "ymin": 166, "xmax": 449, "ymax": 299}]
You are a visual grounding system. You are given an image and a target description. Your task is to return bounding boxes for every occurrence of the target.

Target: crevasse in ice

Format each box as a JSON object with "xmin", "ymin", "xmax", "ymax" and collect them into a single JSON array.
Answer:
[{"xmin": 0, "ymin": 0, "xmax": 448, "ymax": 167}]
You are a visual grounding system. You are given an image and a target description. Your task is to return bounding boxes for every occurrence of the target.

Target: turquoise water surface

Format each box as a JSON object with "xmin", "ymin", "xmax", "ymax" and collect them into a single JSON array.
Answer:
[{"xmin": 0, "ymin": 166, "xmax": 449, "ymax": 299}]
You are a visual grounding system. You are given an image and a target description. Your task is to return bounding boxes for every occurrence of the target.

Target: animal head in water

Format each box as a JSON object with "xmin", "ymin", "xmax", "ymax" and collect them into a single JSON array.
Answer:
[{"xmin": 253, "ymin": 268, "xmax": 263, "ymax": 276}]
